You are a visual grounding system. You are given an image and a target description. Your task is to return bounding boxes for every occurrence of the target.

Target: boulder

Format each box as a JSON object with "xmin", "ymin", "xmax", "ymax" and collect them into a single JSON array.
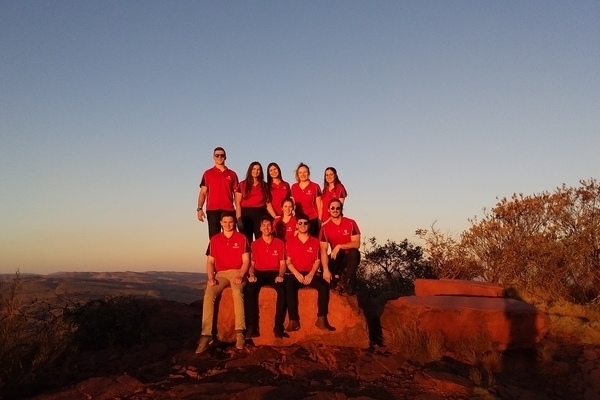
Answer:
[
  {"xmin": 212, "ymin": 286, "xmax": 369, "ymax": 348},
  {"xmin": 414, "ymin": 279, "xmax": 505, "ymax": 298},
  {"xmin": 381, "ymin": 296, "xmax": 550, "ymax": 351}
]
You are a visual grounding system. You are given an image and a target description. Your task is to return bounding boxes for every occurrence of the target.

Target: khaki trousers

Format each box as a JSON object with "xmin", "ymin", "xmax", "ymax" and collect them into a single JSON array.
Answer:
[{"xmin": 201, "ymin": 269, "xmax": 246, "ymax": 336}]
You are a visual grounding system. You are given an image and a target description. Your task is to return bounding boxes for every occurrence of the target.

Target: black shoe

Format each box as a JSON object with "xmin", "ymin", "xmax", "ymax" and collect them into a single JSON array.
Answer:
[
  {"xmin": 273, "ymin": 325, "xmax": 284, "ymax": 339},
  {"xmin": 285, "ymin": 320, "xmax": 300, "ymax": 332},
  {"xmin": 315, "ymin": 316, "xmax": 336, "ymax": 331},
  {"xmin": 245, "ymin": 325, "xmax": 260, "ymax": 339}
]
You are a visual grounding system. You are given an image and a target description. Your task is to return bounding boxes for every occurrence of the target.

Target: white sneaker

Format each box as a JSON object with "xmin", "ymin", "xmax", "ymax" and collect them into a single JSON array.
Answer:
[{"xmin": 195, "ymin": 336, "xmax": 212, "ymax": 354}]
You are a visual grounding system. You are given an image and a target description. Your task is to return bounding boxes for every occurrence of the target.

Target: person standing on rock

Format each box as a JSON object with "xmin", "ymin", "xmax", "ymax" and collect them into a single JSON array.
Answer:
[
  {"xmin": 235, "ymin": 161, "xmax": 273, "ymax": 243},
  {"xmin": 196, "ymin": 147, "xmax": 240, "ymax": 239},
  {"xmin": 320, "ymin": 167, "xmax": 347, "ymax": 224},
  {"xmin": 266, "ymin": 162, "xmax": 291, "ymax": 218},
  {"xmin": 285, "ymin": 213, "xmax": 335, "ymax": 332},
  {"xmin": 245, "ymin": 215, "xmax": 287, "ymax": 339},
  {"xmin": 290, "ymin": 163, "xmax": 322, "ymax": 238},
  {"xmin": 196, "ymin": 211, "xmax": 250, "ymax": 354},
  {"xmin": 320, "ymin": 199, "xmax": 361, "ymax": 295}
]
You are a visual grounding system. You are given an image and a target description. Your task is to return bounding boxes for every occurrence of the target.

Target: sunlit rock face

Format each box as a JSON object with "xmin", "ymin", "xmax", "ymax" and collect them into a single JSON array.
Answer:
[{"xmin": 414, "ymin": 278, "xmax": 506, "ymax": 298}]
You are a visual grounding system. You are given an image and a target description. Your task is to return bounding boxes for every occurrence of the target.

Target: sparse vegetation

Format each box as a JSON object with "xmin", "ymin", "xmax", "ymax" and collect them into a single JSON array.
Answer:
[
  {"xmin": 0, "ymin": 272, "xmax": 74, "ymax": 393},
  {"xmin": 356, "ymin": 237, "xmax": 435, "ymax": 297},
  {"xmin": 417, "ymin": 178, "xmax": 600, "ymax": 305},
  {"xmin": 0, "ymin": 272, "xmax": 152, "ymax": 396},
  {"xmin": 384, "ymin": 320, "xmax": 446, "ymax": 364},
  {"xmin": 64, "ymin": 295, "xmax": 150, "ymax": 351}
]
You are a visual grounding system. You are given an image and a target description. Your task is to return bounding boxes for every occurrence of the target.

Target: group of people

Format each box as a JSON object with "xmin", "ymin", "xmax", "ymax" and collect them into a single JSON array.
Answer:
[{"xmin": 195, "ymin": 147, "xmax": 362, "ymax": 354}]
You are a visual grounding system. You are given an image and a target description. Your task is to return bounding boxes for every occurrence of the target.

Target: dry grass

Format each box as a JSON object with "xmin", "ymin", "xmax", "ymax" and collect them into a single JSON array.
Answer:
[
  {"xmin": 0, "ymin": 273, "xmax": 74, "ymax": 391},
  {"xmin": 387, "ymin": 320, "xmax": 446, "ymax": 364},
  {"xmin": 450, "ymin": 330, "xmax": 503, "ymax": 372},
  {"xmin": 508, "ymin": 286, "xmax": 600, "ymax": 345}
]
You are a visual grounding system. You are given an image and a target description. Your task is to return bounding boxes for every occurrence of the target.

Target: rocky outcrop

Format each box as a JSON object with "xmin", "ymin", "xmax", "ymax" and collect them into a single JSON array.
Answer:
[
  {"xmin": 382, "ymin": 295, "xmax": 550, "ymax": 351},
  {"xmin": 212, "ymin": 286, "xmax": 369, "ymax": 348},
  {"xmin": 414, "ymin": 278, "xmax": 506, "ymax": 297}
]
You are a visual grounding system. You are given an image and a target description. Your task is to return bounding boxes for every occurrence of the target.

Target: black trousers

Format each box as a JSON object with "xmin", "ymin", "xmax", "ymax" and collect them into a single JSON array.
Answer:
[
  {"xmin": 206, "ymin": 209, "xmax": 228, "ymax": 238},
  {"xmin": 286, "ymin": 272, "xmax": 329, "ymax": 321},
  {"xmin": 308, "ymin": 218, "xmax": 321, "ymax": 238},
  {"xmin": 328, "ymin": 248, "xmax": 361, "ymax": 285},
  {"xmin": 241, "ymin": 206, "xmax": 267, "ymax": 243},
  {"xmin": 245, "ymin": 271, "xmax": 286, "ymax": 328}
]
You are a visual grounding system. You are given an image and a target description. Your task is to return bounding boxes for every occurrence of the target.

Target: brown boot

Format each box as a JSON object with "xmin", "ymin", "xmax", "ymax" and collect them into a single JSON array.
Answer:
[
  {"xmin": 315, "ymin": 316, "xmax": 336, "ymax": 331},
  {"xmin": 285, "ymin": 320, "xmax": 300, "ymax": 332}
]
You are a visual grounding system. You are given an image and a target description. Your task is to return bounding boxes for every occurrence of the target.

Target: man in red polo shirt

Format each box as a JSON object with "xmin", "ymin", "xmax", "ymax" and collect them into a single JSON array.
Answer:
[
  {"xmin": 196, "ymin": 147, "xmax": 240, "ymax": 238},
  {"xmin": 285, "ymin": 213, "xmax": 335, "ymax": 332},
  {"xmin": 196, "ymin": 212, "xmax": 250, "ymax": 354},
  {"xmin": 245, "ymin": 215, "xmax": 287, "ymax": 339},
  {"xmin": 320, "ymin": 199, "xmax": 361, "ymax": 295}
]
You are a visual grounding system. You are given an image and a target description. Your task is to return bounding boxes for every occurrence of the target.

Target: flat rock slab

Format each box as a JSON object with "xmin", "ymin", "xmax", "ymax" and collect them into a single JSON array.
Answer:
[
  {"xmin": 213, "ymin": 286, "xmax": 369, "ymax": 348},
  {"xmin": 382, "ymin": 296, "xmax": 550, "ymax": 351},
  {"xmin": 414, "ymin": 278, "xmax": 506, "ymax": 297}
]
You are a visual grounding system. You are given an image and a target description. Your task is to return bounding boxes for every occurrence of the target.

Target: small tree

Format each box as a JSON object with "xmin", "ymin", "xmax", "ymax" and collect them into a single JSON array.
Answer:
[
  {"xmin": 418, "ymin": 178, "xmax": 600, "ymax": 304},
  {"xmin": 357, "ymin": 237, "xmax": 435, "ymax": 296}
]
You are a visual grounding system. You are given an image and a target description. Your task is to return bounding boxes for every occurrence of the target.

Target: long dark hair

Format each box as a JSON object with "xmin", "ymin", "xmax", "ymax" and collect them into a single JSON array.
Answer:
[
  {"xmin": 323, "ymin": 166, "xmax": 341, "ymax": 190},
  {"xmin": 267, "ymin": 162, "xmax": 282, "ymax": 183},
  {"xmin": 244, "ymin": 161, "xmax": 267, "ymax": 202}
]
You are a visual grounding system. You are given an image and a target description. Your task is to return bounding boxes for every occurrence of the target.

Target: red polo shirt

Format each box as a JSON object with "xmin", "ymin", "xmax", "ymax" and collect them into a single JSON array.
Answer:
[
  {"xmin": 200, "ymin": 166, "xmax": 239, "ymax": 211},
  {"xmin": 273, "ymin": 216, "xmax": 297, "ymax": 242},
  {"xmin": 208, "ymin": 231, "xmax": 249, "ymax": 271},
  {"xmin": 321, "ymin": 183, "xmax": 348, "ymax": 222},
  {"xmin": 269, "ymin": 180, "xmax": 291, "ymax": 215},
  {"xmin": 286, "ymin": 235, "xmax": 320, "ymax": 273},
  {"xmin": 237, "ymin": 180, "xmax": 267, "ymax": 208},
  {"xmin": 291, "ymin": 181, "xmax": 322, "ymax": 220},
  {"xmin": 251, "ymin": 236, "xmax": 285, "ymax": 272},
  {"xmin": 320, "ymin": 217, "xmax": 361, "ymax": 250}
]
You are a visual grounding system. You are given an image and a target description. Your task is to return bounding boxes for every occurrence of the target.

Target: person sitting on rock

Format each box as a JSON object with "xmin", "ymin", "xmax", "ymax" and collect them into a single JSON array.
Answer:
[
  {"xmin": 285, "ymin": 212, "xmax": 335, "ymax": 332},
  {"xmin": 245, "ymin": 215, "xmax": 287, "ymax": 339},
  {"xmin": 196, "ymin": 211, "xmax": 250, "ymax": 354},
  {"xmin": 319, "ymin": 199, "xmax": 361, "ymax": 295}
]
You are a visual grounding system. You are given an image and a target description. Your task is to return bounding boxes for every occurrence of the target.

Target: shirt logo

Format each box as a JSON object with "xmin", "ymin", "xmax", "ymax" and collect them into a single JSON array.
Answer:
[
  {"xmin": 306, "ymin": 190, "xmax": 312, "ymax": 195},
  {"xmin": 233, "ymin": 242, "xmax": 240, "ymax": 249},
  {"xmin": 343, "ymin": 229, "xmax": 349, "ymax": 235},
  {"xmin": 273, "ymin": 250, "xmax": 278, "ymax": 255},
  {"xmin": 308, "ymin": 247, "xmax": 314, "ymax": 253},
  {"xmin": 226, "ymin": 176, "xmax": 232, "ymax": 180}
]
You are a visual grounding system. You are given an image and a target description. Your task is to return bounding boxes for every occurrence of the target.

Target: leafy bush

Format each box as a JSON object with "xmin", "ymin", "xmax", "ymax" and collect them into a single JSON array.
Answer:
[
  {"xmin": 356, "ymin": 237, "xmax": 435, "ymax": 297},
  {"xmin": 418, "ymin": 178, "xmax": 600, "ymax": 304}
]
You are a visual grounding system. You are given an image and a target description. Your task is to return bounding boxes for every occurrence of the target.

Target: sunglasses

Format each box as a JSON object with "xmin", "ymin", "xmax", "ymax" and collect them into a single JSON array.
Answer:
[
  {"xmin": 214, "ymin": 154, "xmax": 226, "ymax": 158},
  {"xmin": 329, "ymin": 206, "xmax": 341, "ymax": 211},
  {"xmin": 297, "ymin": 221, "xmax": 309, "ymax": 226}
]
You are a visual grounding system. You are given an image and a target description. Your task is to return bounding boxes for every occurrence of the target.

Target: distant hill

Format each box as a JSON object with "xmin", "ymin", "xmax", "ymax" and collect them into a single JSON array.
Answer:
[{"xmin": 0, "ymin": 271, "xmax": 207, "ymax": 304}]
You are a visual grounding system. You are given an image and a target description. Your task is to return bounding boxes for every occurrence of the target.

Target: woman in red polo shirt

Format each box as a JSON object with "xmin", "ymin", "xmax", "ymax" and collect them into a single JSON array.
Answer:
[
  {"xmin": 273, "ymin": 197, "xmax": 297, "ymax": 242},
  {"xmin": 321, "ymin": 167, "xmax": 347, "ymax": 223},
  {"xmin": 266, "ymin": 162, "xmax": 291, "ymax": 218},
  {"xmin": 290, "ymin": 163, "xmax": 322, "ymax": 238},
  {"xmin": 236, "ymin": 161, "xmax": 271, "ymax": 243}
]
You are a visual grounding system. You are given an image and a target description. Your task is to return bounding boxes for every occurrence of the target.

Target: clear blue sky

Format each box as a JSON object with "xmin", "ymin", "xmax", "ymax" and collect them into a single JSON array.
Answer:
[{"xmin": 1, "ymin": 1, "xmax": 599, "ymax": 274}]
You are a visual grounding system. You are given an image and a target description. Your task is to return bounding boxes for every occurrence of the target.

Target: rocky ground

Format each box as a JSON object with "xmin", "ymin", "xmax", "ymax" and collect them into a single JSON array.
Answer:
[{"xmin": 6, "ymin": 299, "xmax": 600, "ymax": 400}]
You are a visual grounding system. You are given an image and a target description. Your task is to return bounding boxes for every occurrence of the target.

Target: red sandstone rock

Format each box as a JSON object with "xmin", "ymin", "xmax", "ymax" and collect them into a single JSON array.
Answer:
[
  {"xmin": 381, "ymin": 296, "xmax": 550, "ymax": 351},
  {"xmin": 414, "ymin": 278, "xmax": 506, "ymax": 297},
  {"xmin": 414, "ymin": 371, "xmax": 474, "ymax": 397},
  {"xmin": 211, "ymin": 286, "xmax": 369, "ymax": 348}
]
